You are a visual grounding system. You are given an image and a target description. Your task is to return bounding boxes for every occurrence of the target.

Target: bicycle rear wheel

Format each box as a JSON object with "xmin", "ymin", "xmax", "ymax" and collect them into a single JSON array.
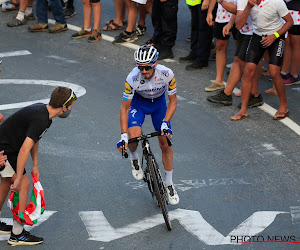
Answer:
[{"xmin": 147, "ymin": 155, "xmax": 172, "ymax": 231}]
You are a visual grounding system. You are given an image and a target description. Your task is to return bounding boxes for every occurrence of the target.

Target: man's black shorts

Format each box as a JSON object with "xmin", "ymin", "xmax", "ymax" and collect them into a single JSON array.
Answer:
[
  {"xmin": 245, "ymin": 33, "xmax": 285, "ymax": 66},
  {"xmin": 235, "ymin": 31, "xmax": 252, "ymax": 62},
  {"xmin": 6, "ymin": 153, "xmax": 26, "ymax": 175},
  {"xmin": 289, "ymin": 25, "xmax": 300, "ymax": 35},
  {"xmin": 213, "ymin": 22, "xmax": 238, "ymax": 40}
]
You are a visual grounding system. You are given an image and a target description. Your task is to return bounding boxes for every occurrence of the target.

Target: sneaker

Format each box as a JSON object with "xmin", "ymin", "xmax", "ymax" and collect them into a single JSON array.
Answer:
[
  {"xmin": 0, "ymin": 221, "xmax": 12, "ymax": 234},
  {"xmin": 238, "ymin": 94, "xmax": 264, "ymax": 108},
  {"xmin": 48, "ymin": 23, "xmax": 68, "ymax": 33},
  {"xmin": 72, "ymin": 28, "xmax": 92, "ymax": 39},
  {"xmin": 207, "ymin": 90, "xmax": 232, "ymax": 106},
  {"xmin": 281, "ymin": 72, "xmax": 291, "ymax": 83},
  {"xmin": 7, "ymin": 17, "xmax": 26, "ymax": 27},
  {"xmin": 64, "ymin": 8, "xmax": 76, "ymax": 19},
  {"xmin": 186, "ymin": 61, "xmax": 208, "ymax": 71},
  {"xmin": 205, "ymin": 81, "xmax": 225, "ymax": 92},
  {"xmin": 131, "ymin": 159, "xmax": 144, "ymax": 180},
  {"xmin": 283, "ymin": 74, "xmax": 300, "ymax": 86},
  {"xmin": 8, "ymin": 229, "xmax": 43, "ymax": 245},
  {"xmin": 179, "ymin": 54, "xmax": 196, "ymax": 64},
  {"xmin": 113, "ymin": 31, "xmax": 138, "ymax": 45},
  {"xmin": 28, "ymin": 22, "xmax": 48, "ymax": 32},
  {"xmin": 136, "ymin": 24, "xmax": 146, "ymax": 36},
  {"xmin": 166, "ymin": 185, "xmax": 179, "ymax": 205},
  {"xmin": 88, "ymin": 29, "xmax": 102, "ymax": 43}
]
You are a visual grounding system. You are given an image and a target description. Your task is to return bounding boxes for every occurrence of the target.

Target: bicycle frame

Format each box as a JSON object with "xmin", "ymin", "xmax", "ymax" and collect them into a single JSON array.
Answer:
[{"xmin": 126, "ymin": 131, "xmax": 172, "ymax": 230}]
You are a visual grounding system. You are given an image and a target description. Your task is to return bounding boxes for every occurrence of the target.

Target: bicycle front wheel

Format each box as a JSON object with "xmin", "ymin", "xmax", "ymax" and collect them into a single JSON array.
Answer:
[{"xmin": 147, "ymin": 155, "xmax": 172, "ymax": 231}]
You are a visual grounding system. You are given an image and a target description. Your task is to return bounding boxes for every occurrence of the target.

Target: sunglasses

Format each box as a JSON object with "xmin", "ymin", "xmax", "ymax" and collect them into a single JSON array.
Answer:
[
  {"xmin": 63, "ymin": 89, "xmax": 76, "ymax": 106},
  {"xmin": 137, "ymin": 63, "xmax": 155, "ymax": 71}
]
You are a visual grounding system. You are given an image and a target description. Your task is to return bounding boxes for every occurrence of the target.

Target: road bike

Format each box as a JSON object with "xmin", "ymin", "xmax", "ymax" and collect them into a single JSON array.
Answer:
[{"xmin": 122, "ymin": 131, "xmax": 172, "ymax": 231}]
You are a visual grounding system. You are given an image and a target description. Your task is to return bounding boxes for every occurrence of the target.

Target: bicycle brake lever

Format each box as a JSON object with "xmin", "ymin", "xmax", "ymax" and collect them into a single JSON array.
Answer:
[
  {"xmin": 163, "ymin": 129, "xmax": 172, "ymax": 147},
  {"xmin": 122, "ymin": 140, "xmax": 128, "ymax": 158}
]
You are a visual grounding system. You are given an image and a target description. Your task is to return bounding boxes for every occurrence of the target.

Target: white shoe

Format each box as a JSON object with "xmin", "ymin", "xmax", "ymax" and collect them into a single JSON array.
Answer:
[
  {"xmin": 131, "ymin": 159, "xmax": 144, "ymax": 180},
  {"xmin": 166, "ymin": 185, "xmax": 179, "ymax": 205}
]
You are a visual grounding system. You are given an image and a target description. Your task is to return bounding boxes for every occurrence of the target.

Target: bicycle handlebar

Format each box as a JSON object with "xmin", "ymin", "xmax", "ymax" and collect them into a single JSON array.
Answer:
[{"xmin": 121, "ymin": 131, "xmax": 172, "ymax": 158}]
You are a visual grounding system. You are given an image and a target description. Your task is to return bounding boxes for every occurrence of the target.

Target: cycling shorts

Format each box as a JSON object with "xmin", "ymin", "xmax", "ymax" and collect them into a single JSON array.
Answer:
[
  {"xmin": 213, "ymin": 22, "xmax": 238, "ymax": 40},
  {"xmin": 128, "ymin": 93, "xmax": 170, "ymax": 132},
  {"xmin": 235, "ymin": 32, "xmax": 251, "ymax": 62},
  {"xmin": 90, "ymin": 0, "xmax": 100, "ymax": 3},
  {"xmin": 245, "ymin": 33, "xmax": 285, "ymax": 66},
  {"xmin": 289, "ymin": 25, "xmax": 300, "ymax": 35}
]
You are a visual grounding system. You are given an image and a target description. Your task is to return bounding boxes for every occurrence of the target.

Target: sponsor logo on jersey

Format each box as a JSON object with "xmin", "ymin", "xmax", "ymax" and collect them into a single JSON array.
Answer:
[
  {"xmin": 161, "ymin": 70, "xmax": 170, "ymax": 77},
  {"xmin": 124, "ymin": 82, "xmax": 133, "ymax": 94},
  {"xmin": 140, "ymin": 79, "xmax": 145, "ymax": 84},
  {"xmin": 132, "ymin": 75, "xmax": 139, "ymax": 82},
  {"xmin": 169, "ymin": 77, "xmax": 176, "ymax": 90}
]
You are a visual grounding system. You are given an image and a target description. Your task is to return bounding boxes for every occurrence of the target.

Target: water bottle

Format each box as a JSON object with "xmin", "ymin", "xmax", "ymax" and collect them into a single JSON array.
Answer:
[{"xmin": 261, "ymin": 34, "xmax": 267, "ymax": 48}]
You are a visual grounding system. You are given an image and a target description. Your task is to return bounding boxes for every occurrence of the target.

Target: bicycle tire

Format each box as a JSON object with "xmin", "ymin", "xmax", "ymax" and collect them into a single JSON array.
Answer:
[{"xmin": 147, "ymin": 155, "xmax": 172, "ymax": 231}]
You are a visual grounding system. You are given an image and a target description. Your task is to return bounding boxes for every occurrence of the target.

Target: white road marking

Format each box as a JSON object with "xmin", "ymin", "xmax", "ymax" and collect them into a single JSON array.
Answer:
[
  {"xmin": 261, "ymin": 143, "xmax": 283, "ymax": 156},
  {"xmin": 0, "ymin": 50, "xmax": 31, "ymax": 58},
  {"xmin": 46, "ymin": 55, "xmax": 79, "ymax": 64},
  {"xmin": 79, "ymin": 209, "xmax": 287, "ymax": 245},
  {"xmin": 290, "ymin": 206, "xmax": 300, "ymax": 224},
  {"xmin": 0, "ymin": 79, "xmax": 86, "ymax": 111},
  {"xmin": 0, "ymin": 211, "xmax": 56, "ymax": 241}
]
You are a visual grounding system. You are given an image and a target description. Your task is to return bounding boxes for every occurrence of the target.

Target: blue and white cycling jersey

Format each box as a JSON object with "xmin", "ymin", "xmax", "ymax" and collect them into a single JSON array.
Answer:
[{"xmin": 123, "ymin": 64, "xmax": 177, "ymax": 101}]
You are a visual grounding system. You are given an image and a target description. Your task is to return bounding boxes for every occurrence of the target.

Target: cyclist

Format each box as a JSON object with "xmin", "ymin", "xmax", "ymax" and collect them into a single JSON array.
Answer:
[{"xmin": 117, "ymin": 45, "xmax": 179, "ymax": 205}]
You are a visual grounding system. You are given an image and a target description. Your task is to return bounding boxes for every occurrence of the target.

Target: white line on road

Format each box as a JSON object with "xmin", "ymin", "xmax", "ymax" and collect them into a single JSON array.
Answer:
[
  {"xmin": 0, "ymin": 50, "xmax": 31, "ymax": 58},
  {"xmin": 0, "ymin": 79, "xmax": 86, "ymax": 111}
]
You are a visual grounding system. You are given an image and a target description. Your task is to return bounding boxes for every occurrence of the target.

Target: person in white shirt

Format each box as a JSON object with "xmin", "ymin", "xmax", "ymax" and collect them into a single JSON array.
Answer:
[{"xmin": 232, "ymin": 0, "xmax": 293, "ymax": 121}]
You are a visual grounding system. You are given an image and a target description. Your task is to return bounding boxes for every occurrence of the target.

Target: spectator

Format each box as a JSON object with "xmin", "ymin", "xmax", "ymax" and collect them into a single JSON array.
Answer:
[
  {"xmin": 0, "ymin": 87, "xmax": 77, "ymax": 245},
  {"xmin": 103, "ymin": 0, "xmax": 127, "ymax": 31},
  {"xmin": 113, "ymin": 0, "xmax": 139, "ymax": 44},
  {"xmin": 64, "ymin": 0, "xmax": 76, "ymax": 18},
  {"xmin": 179, "ymin": 0, "xmax": 214, "ymax": 69},
  {"xmin": 136, "ymin": 0, "xmax": 152, "ymax": 36},
  {"xmin": 207, "ymin": 0, "xmax": 263, "ymax": 108},
  {"xmin": 71, "ymin": 0, "xmax": 102, "ymax": 43},
  {"xmin": 205, "ymin": 0, "xmax": 238, "ymax": 91},
  {"xmin": 150, "ymin": 0, "xmax": 178, "ymax": 60},
  {"xmin": 28, "ymin": 0, "xmax": 68, "ymax": 33},
  {"xmin": 232, "ymin": 0, "xmax": 293, "ymax": 121},
  {"xmin": 6, "ymin": 0, "xmax": 34, "ymax": 27}
]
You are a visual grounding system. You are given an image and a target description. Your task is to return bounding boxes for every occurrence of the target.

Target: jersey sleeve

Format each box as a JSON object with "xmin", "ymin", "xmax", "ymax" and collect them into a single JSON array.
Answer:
[
  {"xmin": 237, "ymin": 0, "xmax": 247, "ymax": 11},
  {"xmin": 167, "ymin": 69, "xmax": 177, "ymax": 96},
  {"xmin": 123, "ymin": 71, "xmax": 136, "ymax": 101}
]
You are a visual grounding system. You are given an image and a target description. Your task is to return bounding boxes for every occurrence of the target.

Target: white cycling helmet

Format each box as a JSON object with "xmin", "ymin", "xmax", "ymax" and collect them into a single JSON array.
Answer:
[{"xmin": 134, "ymin": 45, "xmax": 159, "ymax": 64}]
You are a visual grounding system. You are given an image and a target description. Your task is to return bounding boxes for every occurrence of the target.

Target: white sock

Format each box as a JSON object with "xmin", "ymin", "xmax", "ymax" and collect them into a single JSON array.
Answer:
[
  {"xmin": 12, "ymin": 220, "xmax": 23, "ymax": 235},
  {"xmin": 129, "ymin": 150, "xmax": 139, "ymax": 160},
  {"xmin": 84, "ymin": 28, "xmax": 91, "ymax": 32},
  {"xmin": 165, "ymin": 170, "xmax": 173, "ymax": 186},
  {"xmin": 281, "ymin": 71, "xmax": 288, "ymax": 75},
  {"xmin": 16, "ymin": 11, "xmax": 25, "ymax": 21},
  {"xmin": 25, "ymin": 6, "xmax": 32, "ymax": 16},
  {"xmin": 292, "ymin": 74, "xmax": 298, "ymax": 78}
]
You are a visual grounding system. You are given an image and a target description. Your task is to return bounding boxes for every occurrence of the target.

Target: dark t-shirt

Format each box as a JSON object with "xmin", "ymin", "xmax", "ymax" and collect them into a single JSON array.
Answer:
[
  {"xmin": 286, "ymin": 0, "xmax": 300, "ymax": 11},
  {"xmin": 0, "ymin": 103, "xmax": 52, "ymax": 153}
]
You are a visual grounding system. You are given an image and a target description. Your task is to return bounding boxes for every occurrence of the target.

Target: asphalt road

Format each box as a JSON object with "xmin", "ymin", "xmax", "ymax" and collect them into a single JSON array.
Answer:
[{"xmin": 0, "ymin": 1, "xmax": 300, "ymax": 249}]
